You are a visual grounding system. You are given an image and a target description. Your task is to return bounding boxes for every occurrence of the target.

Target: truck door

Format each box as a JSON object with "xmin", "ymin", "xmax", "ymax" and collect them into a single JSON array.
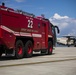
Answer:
[{"xmin": 41, "ymin": 23, "xmax": 46, "ymax": 48}]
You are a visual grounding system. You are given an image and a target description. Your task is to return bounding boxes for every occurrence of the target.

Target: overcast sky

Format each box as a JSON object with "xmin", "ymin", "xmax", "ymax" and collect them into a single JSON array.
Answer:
[{"xmin": 0, "ymin": 0, "xmax": 76, "ymax": 36}]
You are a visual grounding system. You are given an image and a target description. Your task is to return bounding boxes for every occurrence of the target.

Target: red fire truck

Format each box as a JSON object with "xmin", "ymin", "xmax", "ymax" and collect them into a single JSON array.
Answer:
[{"xmin": 0, "ymin": 3, "xmax": 59, "ymax": 59}]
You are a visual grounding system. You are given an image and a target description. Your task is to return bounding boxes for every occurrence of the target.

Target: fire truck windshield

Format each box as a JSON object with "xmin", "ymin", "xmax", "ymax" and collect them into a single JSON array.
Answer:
[{"xmin": 50, "ymin": 23, "xmax": 60, "ymax": 46}]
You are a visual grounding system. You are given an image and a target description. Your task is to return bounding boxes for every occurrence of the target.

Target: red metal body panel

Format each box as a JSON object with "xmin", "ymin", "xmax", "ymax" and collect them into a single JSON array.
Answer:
[{"xmin": 0, "ymin": 4, "xmax": 53, "ymax": 51}]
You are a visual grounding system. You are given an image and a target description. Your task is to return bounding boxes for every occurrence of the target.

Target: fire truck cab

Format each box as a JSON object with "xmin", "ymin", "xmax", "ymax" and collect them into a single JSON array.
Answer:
[{"xmin": 0, "ymin": 3, "xmax": 59, "ymax": 58}]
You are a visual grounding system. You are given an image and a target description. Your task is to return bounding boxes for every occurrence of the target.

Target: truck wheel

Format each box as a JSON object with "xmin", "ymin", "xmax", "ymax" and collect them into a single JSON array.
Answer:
[
  {"xmin": 0, "ymin": 47, "xmax": 3, "ymax": 57},
  {"xmin": 74, "ymin": 44, "xmax": 76, "ymax": 47},
  {"xmin": 0, "ymin": 50, "xmax": 2, "ymax": 57},
  {"xmin": 15, "ymin": 40, "xmax": 24, "ymax": 59},
  {"xmin": 47, "ymin": 41, "xmax": 53, "ymax": 55},
  {"xmin": 74, "ymin": 42, "xmax": 76, "ymax": 47},
  {"xmin": 24, "ymin": 41, "xmax": 33, "ymax": 58}
]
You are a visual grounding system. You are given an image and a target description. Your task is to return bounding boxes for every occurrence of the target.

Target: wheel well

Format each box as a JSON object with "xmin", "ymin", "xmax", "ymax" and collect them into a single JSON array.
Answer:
[{"xmin": 16, "ymin": 36, "xmax": 34, "ymax": 46}]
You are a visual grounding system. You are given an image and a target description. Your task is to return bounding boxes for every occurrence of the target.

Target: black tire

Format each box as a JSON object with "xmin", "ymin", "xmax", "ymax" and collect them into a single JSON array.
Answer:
[
  {"xmin": 47, "ymin": 41, "xmax": 53, "ymax": 55},
  {"xmin": 15, "ymin": 40, "xmax": 24, "ymax": 59},
  {"xmin": 67, "ymin": 44, "xmax": 70, "ymax": 47},
  {"xmin": 74, "ymin": 42, "xmax": 76, "ymax": 47},
  {"xmin": 74, "ymin": 44, "xmax": 76, "ymax": 47},
  {"xmin": 0, "ymin": 50, "xmax": 2, "ymax": 57},
  {"xmin": 24, "ymin": 41, "xmax": 33, "ymax": 58},
  {"xmin": 0, "ymin": 47, "xmax": 3, "ymax": 57}
]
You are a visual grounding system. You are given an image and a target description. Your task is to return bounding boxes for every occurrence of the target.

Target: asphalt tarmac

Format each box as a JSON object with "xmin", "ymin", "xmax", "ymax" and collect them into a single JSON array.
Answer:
[{"xmin": 0, "ymin": 47, "xmax": 76, "ymax": 75}]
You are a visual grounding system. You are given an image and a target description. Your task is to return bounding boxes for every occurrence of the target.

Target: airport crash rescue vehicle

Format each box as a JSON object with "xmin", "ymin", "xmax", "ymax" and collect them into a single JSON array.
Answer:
[{"xmin": 0, "ymin": 3, "xmax": 59, "ymax": 58}]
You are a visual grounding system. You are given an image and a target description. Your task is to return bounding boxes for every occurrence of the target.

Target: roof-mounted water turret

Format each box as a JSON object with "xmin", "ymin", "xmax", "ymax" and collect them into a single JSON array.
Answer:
[{"xmin": 2, "ymin": 2, "xmax": 5, "ymax": 7}]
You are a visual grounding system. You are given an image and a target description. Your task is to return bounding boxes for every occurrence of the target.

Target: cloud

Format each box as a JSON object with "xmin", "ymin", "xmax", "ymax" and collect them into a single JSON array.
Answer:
[
  {"xmin": 49, "ymin": 13, "xmax": 76, "ymax": 36},
  {"xmin": 53, "ymin": 13, "xmax": 69, "ymax": 19},
  {"xmin": 15, "ymin": 0, "xmax": 24, "ymax": 2}
]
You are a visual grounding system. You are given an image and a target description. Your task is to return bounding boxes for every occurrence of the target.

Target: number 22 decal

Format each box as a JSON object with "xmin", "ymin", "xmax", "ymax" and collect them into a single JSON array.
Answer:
[{"xmin": 28, "ymin": 20, "xmax": 33, "ymax": 28}]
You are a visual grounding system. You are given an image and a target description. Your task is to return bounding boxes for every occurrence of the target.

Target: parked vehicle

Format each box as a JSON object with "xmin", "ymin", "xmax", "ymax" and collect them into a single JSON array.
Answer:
[{"xmin": 0, "ymin": 3, "xmax": 59, "ymax": 58}]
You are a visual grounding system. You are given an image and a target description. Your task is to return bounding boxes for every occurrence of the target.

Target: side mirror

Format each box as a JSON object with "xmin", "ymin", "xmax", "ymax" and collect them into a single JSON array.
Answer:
[{"xmin": 55, "ymin": 26, "xmax": 60, "ymax": 34}]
